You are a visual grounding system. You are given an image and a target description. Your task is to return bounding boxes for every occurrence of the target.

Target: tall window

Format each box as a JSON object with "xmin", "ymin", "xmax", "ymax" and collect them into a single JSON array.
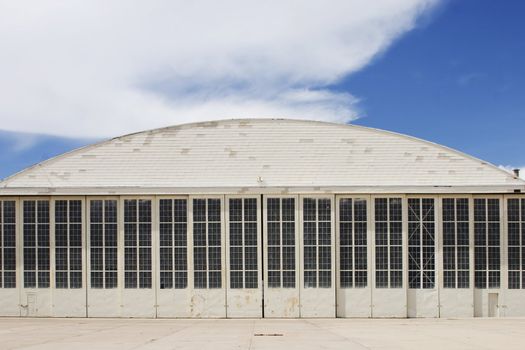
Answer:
[
  {"xmin": 374, "ymin": 198, "xmax": 402, "ymax": 288},
  {"xmin": 0, "ymin": 200, "xmax": 16, "ymax": 288},
  {"xmin": 408, "ymin": 198, "xmax": 435, "ymax": 289},
  {"xmin": 229, "ymin": 198, "xmax": 258, "ymax": 289},
  {"xmin": 23, "ymin": 200, "xmax": 50, "ymax": 288},
  {"xmin": 193, "ymin": 198, "xmax": 222, "ymax": 289},
  {"xmin": 124, "ymin": 199, "xmax": 152, "ymax": 289},
  {"xmin": 90, "ymin": 200, "xmax": 118, "ymax": 289},
  {"xmin": 159, "ymin": 199, "xmax": 188, "ymax": 289},
  {"xmin": 303, "ymin": 198, "xmax": 332, "ymax": 288},
  {"xmin": 508, "ymin": 198, "xmax": 525, "ymax": 289},
  {"xmin": 339, "ymin": 198, "xmax": 367, "ymax": 288},
  {"xmin": 442, "ymin": 198, "xmax": 470, "ymax": 288},
  {"xmin": 474, "ymin": 198, "xmax": 500, "ymax": 288},
  {"xmin": 267, "ymin": 198, "xmax": 296, "ymax": 288},
  {"xmin": 55, "ymin": 200, "xmax": 83, "ymax": 289}
]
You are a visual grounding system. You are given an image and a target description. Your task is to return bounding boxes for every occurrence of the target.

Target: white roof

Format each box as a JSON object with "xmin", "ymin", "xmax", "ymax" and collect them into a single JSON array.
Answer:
[{"xmin": 1, "ymin": 119, "xmax": 523, "ymax": 195}]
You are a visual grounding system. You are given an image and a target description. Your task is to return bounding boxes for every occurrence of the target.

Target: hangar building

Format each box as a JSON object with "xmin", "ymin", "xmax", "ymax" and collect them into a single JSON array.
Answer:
[{"xmin": 0, "ymin": 119, "xmax": 524, "ymax": 318}]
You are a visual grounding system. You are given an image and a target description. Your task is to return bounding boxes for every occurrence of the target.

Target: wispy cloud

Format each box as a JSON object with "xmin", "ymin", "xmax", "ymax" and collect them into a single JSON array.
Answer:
[
  {"xmin": 0, "ymin": 0, "xmax": 439, "ymax": 137},
  {"xmin": 499, "ymin": 165, "xmax": 525, "ymax": 180},
  {"xmin": 457, "ymin": 72, "xmax": 485, "ymax": 87}
]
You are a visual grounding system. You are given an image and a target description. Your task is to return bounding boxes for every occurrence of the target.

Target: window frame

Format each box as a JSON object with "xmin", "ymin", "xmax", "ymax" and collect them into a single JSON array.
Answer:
[
  {"xmin": 406, "ymin": 196, "xmax": 437, "ymax": 290},
  {"xmin": 87, "ymin": 196, "xmax": 119, "ymax": 290},
  {"xmin": 336, "ymin": 195, "xmax": 370, "ymax": 290},
  {"xmin": 0, "ymin": 197, "xmax": 18, "ymax": 289},
  {"xmin": 504, "ymin": 194, "xmax": 525, "ymax": 290},
  {"xmin": 300, "ymin": 195, "xmax": 334, "ymax": 289},
  {"xmin": 472, "ymin": 195, "xmax": 503, "ymax": 290},
  {"xmin": 371, "ymin": 195, "xmax": 406, "ymax": 290},
  {"xmin": 120, "ymin": 196, "xmax": 154, "ymax": 290},
  {"xmin": 225, "ymin": 195, "xmax": 261, "ymax": 291},
  {"xmin": 52, "ymin": 197, "xmax": 85, "ymax": 290},
  {"xmin": 156, "ymin": 195, "xmax": 189, "ymax": 291},
  {"xmin": 264, "ymin": 195, "xmax": 299, "ymax": 290},
  {"xmin": 189, "ymin": 195, "xmax": 225, "ymax": 290},
  {"xmin": 21, "ymin": 197, "xmax": 52, "ymax": 289}
]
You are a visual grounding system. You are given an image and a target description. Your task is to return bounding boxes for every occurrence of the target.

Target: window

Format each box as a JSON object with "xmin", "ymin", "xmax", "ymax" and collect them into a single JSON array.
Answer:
[
  {"xmin": 0, "ymin": 200, "xmax": 16, "ymax": 288},
  {"xmin": 193, "ymin": 198, "xmax": 222, "ymax": 289},
  {"xmin": 229, "ymin": 198, "xmax": 258, "ymax": 289},
  {"xmin": 124, "ymin": 199, "xmax": 152, "ymax": 289},
  {"xmin": 23, "ymin": 200, "xmax": 50, "ymax": 288},
  {"xmin": 303, "ymin": 198, "xmax": 332, "ymax": 288},
  {"xmin": 267, "ymin": 197, "xmax": 296, "ymax": 288},
  {"xmin": 90, "ymin": 200, "xmax": 118, "ymax": 289},
  {"xmin": 442, "ymin": 198, "xmax": 470, "ymax": 288},
  {"xmin": 508, "ymin": 198, "xmax": 525, "ymax": 289},
  {"xmin": 159, "ymin": 198, "xmax": 188, "ymax": 289},
  {"xmin": 55, "ymin": 200, "xmax": 83, "ymax": 289},
  {"xmin": 374, "ymin": 198, "xmax": 403, "ymax": 288},
  {"xmin": 339, "ymin": 198, "xmax": 367, "ymax": 288},
  {"xmin": 408, "ymin": 198, "xmax": 435, "ymax": 289},
  {"xmin": 474, "ymin": 198, "xmax": 500, "ymax": 288}
]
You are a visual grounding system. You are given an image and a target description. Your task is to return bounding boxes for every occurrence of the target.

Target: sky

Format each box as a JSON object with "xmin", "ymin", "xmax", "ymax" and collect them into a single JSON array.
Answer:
[{"xmin": 0, "ymin": 0, "xmax": 524, "ymax": 180}]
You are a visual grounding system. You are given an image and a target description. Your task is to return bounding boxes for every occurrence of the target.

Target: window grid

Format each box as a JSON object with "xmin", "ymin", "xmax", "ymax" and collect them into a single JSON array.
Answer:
[
  {"xmin": 159, "ymin": 198, "xmax": 188, "ymax": 289},
  {"xmin": 303, "ymin": 198, "xmax": 332, "ymax": 288},
  {"xmin": 90, "ymin": 200, "xmax": 118, "ymax": 289},
  {"xmin": 0, "ymin": 201, "xmax": 16, "ymax": 288},
  {"xmin": 339, "ymin": 198, "xmax": 368, "ymax": 288},
  {"xmin": 474, "ymin": 198, "xmax": 500, "ymax": 288},
  {"xmin": 267, "ymin": 197, "xmax": 296, "ymax": 288},
  {"xmin": 55, "ymin": 200, "xmax": 83, "ymax": 289},
  {"xmin": 442, "ymin": 198, "xmax": 470, "ymax": 289},
  {"xmin": 408, "ymin": 198, "xmax": 435, "ymax": 289},
  {"xmin": 229, "ymin": 198, "xmax": 258, "ymax": 289},
  {"xmin": 23, "ymin": 200, "xmax": 50, "ymax": 288},
  {"xmin": 374, "ymin": 198, "xmax": 403, "ymax": 288},
  {"xmin": 124, "ymin": 199, "xmax": 152, "ymax": 289},
  {"xmin": 507, "ymin": 198, "xmax": 525, "ymax": 289},
  {"xmin": 193, "ymin": 198, "xmax": 222, "ymax": 289}
]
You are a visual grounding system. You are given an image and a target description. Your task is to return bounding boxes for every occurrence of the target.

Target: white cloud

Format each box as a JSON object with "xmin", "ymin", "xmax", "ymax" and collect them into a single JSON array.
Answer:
[
  {"xmin": 0, "ymin": 0, "xmax": 439, "ymax": 137},
  {"xmin": 499, "ymin": 165, "xmax": 525, "ymax": 180}
]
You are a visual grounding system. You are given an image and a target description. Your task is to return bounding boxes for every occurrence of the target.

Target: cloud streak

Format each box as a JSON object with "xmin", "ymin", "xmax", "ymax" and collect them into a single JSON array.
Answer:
[
  {"xmin": 0, "ymin": 0, "xmax": 439, "ymax": 137},
  {"xmin": 499, "ymin": 165, "xmax": 525, "ymax": 180}
]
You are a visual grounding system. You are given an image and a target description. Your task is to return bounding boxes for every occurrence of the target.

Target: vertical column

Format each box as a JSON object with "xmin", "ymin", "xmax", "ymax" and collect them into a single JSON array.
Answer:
[
  {"xmin": 300, "ymin": 196, "xmax": 335, "ymax": 318},
  {"xmin": 407, "ymin": 197, "xmax": 438, "ymax": 318},
  {"xmin": 189, "ymin": 196, "xmax": 226, "ymax": 318},
  {"xmin": 87, "ymin": 198, "xmax": 120, "ymax": 317},
  {"xmin": 473, "ymin": 197, "xmax": 501, "ymax": 317},
  {"xmin": 120, "ymin": 197, "xmax": 155, "ymax": 317},
  {"xmin": 372, "ymin": 197, "xmax": 406, "ymax": 317},
  {"xmin": 0, "ymin": 199, "xmax": 19, "ymax": 316},
  {"xmin": 336, "ymin": 196, "xmax": 371, "ymax": 317},
  {"xmin": 226, "ymin": 196, "xmax": 262, "ymax": 317},
  {"xmin": 21, "ymin": 199, "xmax": 52, "ymax": 317},
  {"xmin": 502, "ymin": 196, "xmax": 525, "ymax": 316},
  {"xmin": 263, "ymin": 196, "xmax": 299, "ymax": 318}
]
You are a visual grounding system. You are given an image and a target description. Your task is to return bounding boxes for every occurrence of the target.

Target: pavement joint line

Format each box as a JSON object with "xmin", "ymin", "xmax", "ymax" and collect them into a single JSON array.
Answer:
[{"xmin": 303, "ymin": 319, "xmax": 372, "ymax": 350}]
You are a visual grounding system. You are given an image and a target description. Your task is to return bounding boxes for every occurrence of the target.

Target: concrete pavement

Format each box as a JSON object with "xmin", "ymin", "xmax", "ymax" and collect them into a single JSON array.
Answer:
[{"xmin": 0, "ymin": 317, "xmax": 524, "ymax": 349}]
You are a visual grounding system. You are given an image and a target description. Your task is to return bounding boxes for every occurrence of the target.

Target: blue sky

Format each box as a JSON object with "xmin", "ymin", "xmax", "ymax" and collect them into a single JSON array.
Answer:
[
  {"xmin": 0, "ymin": 0, "xmax": 524, "ymax": 180},
  {"xmin": 343, "ymin": 0, "xmax": 525, "ymax": 169}
]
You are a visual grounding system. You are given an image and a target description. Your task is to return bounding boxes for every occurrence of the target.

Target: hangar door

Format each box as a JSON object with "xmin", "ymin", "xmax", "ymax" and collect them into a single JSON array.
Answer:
[
  {"xmin": 263, "ymin": 195, "xmax": 299, "ymax": 317},
  {"xmin": 299, "ymin": 195, "xmax": 336, "ymax": 317},
  {"xmin": 263, "ymin": 195, "xmax": 336, "ymax": 318},
  {"xmin": 225, "ymin": 196, "xmax": 262, "ymax": 317}
]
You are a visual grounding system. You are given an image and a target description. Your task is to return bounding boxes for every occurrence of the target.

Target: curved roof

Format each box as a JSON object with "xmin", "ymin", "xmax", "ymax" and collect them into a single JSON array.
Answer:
[{"xmin": 1, "ymin": 118, "xmax": 523, "ymax": 195}]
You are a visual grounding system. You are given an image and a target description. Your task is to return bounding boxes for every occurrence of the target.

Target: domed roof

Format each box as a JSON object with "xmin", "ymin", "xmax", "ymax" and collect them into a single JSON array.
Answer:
[{"xmin": 1, "ymin": 119, "xmax": 523, "ymax": 195}]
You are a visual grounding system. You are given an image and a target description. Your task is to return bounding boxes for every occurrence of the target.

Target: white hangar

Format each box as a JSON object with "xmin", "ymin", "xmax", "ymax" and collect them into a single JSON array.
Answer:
[{"xmin": 0, "ymin": 118, "xmax": 524, "ymax": 318}]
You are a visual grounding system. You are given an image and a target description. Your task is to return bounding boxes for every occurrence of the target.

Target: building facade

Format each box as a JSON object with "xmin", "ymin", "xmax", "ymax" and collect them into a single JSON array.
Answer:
[{"xmin": 0, "ymin": 119, "xmax": 524, "ymax": 318}]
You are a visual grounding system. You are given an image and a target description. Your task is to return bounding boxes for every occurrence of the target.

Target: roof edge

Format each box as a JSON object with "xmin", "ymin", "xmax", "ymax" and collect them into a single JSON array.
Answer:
[
  {"xmin": 1, "ymin": 117, "xmax": 523, "ymax": 186},
  {"xmin": 1, "ymin": 184, "xmax": 524, "ymax": 196}
]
